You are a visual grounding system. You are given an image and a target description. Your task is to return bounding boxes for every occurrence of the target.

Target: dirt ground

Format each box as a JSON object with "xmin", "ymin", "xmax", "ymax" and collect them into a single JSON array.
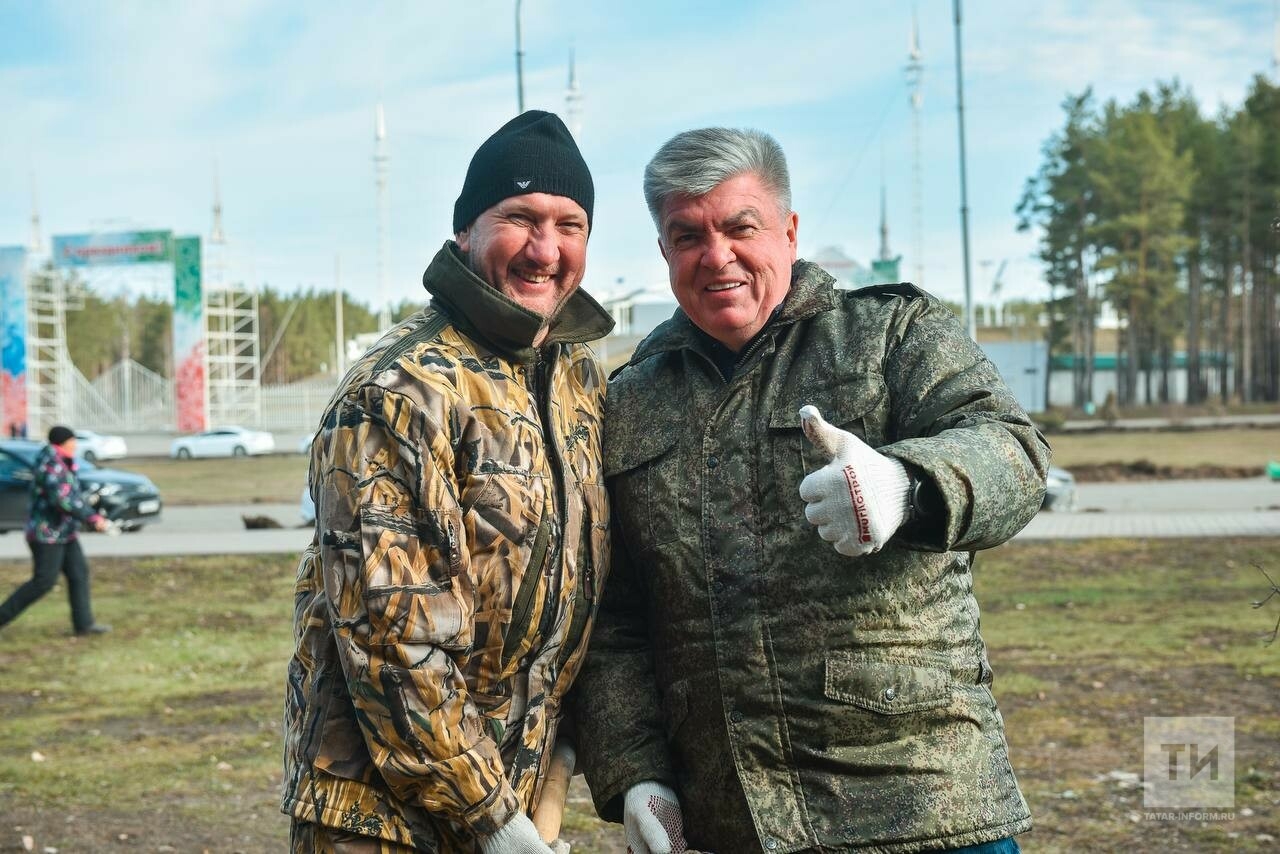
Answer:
[{"xmin": 2, "ymin": 541, "xmax": 1277, "ymax": 854}]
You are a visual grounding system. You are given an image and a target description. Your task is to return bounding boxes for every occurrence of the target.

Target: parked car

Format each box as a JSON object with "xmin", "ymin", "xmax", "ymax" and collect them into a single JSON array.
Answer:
[
  {"xmin": 170, "ymin": 426, "xmax": 275, "ymax": 459},
  {"xmin": 74, "ymin": 429, "xmax": 128, "ymax": 463},
  {"xmin": 300, "ymin": 485, "xmax": 315, "ymax": 526},
  {"xmin": 0, "ymin": 440, "xmax": 162, "ymax": 532},
  {"xmin": 1042, "ymin": 465, "xmax": 1077, "ymax": 512}
]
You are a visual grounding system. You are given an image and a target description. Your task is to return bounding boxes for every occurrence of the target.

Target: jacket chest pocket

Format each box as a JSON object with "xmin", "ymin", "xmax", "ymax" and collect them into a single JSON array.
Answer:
[
  {"xmin": 766, "ymin": 375, "xmax": 888, "ymax": 522},
  {"xmin": 604, "ymin": 431, "xmax": 684, "ymax": 555}
]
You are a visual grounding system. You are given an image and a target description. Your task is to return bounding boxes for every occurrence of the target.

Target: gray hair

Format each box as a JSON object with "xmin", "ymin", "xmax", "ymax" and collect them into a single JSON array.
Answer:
[{"xmin": 643, "ymin": 127, "xmax": 792, "ymax": 232}]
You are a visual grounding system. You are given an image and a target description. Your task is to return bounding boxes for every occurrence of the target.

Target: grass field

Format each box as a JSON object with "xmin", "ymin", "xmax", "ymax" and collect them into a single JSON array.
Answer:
[
  {"xmin": 0, "ymin": 540, "xmax": 1276, "ymax": 852},
  {"xmin": 1048, "ymin": 427, "xmax": 1280, "ymax": 470},
  {"xmin": 114, "ymin": 454, "xmax": 310, "ymax": 505}
]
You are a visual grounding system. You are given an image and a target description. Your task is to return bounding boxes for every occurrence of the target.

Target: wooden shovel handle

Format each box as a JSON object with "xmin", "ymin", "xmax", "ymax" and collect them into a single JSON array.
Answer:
[{"xmin": 532, "ymin": 740, "xmax": 577, "ymax": 844}]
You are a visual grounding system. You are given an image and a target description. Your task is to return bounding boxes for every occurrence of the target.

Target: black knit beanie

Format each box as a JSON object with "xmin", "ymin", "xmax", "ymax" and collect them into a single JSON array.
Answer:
[
  {"xmin": 48, "ymin": 425, "xmax": 75, "ymax": 446},
  {"xmin": 452, "ymin": 110, "xmax": 593, "ymax": 234}
]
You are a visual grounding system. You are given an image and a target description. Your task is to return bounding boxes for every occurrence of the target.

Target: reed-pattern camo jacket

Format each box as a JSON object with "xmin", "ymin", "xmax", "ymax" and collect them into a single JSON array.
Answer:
[
  {"xmin": 283, "ymin": 243, "xmax": 613, "ymax": 851},
  {"xmin": 26, "ymin": 444, "xmax": 103, "ymax": 544},
  {"xmin": 571, "ymin": 261, "xmax": 1050, "ymax": 853}
]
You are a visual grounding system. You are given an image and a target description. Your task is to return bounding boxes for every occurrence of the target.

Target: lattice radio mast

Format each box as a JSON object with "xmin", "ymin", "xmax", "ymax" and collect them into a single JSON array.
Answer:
[
  {"xmin": 29, "ymin": 173, "xmax": 43, "ymax": 254},
  {"xmin": 565, "ymin": 49, "xmax": 583, "ymax": 140},
  {"xmin": 374, "ymin": 103, "xmax": 391, "ymax": 330},
  {"xmin": 904, "ymin": 9, "xmax": 924, "ymax": 288}
]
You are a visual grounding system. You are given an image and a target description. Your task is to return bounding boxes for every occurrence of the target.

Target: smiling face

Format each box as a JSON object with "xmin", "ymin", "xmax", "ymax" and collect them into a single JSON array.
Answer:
[
  {"xmin": 456, "ymin": 192, "xmax": 590, "ymax": 320},
  {"xmin": 658, "ymin": 171, "xmax": 798, "ymax": 352}
]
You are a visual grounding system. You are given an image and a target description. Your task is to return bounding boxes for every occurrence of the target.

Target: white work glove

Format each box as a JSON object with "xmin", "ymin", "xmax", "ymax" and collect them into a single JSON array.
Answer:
[
  {"xmin": 478, "ymin": 812, "xmax": 555, "ymax": 854},
  {"xmin": 623, "ymin": 781, "xmax": 687, "ymax": 854},
  {"xmin": 797, "ymin": 405, "xmax": 910, "ymax": 556}
]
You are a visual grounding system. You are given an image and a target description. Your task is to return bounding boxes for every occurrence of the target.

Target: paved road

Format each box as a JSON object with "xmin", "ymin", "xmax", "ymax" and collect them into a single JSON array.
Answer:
[{"xmin": 1, "ymin": 478, "xmax": 1276, "ymax": 559}]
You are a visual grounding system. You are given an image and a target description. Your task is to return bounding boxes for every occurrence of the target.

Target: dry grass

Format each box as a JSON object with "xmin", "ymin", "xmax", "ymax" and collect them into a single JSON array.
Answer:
[
  {"xmin": 1048, "ymin": 427, "xmax": 1280, "ymax": 470},
  {"xmin": 113, "ymin": 454, "xmax": 310, "ymax": 505},
  {"xmin": 1, "ymin": 539, "xmax": 1276, "ymax": 852}
]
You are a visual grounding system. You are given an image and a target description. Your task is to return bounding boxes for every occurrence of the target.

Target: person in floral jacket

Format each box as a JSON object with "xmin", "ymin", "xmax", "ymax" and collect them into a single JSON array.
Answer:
[{"xmin": 0, "ymin": 424, "xmax": 111, "ymax": 635}]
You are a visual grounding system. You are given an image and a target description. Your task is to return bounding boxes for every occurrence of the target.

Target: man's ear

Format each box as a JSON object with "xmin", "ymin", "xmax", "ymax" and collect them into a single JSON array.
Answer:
[{"xmin": 456, "ymin": 229, "xmax": 471, "ymax": 253}]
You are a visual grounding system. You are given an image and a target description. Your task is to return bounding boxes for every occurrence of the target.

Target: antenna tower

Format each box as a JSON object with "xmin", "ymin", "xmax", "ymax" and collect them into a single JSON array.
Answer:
[
  {"xmin": 878, "ymin": 182, "xmax": 892, "ymax": 262},
  {"xmin": 904, "ymin": 9, "xmax": 924, "ymax": 288},
  {"xmin": 211, "ymin": 159, "xmax": 226, "ymax": 245},
  {"xmin": 29, "ymin": 173, "xmax": 43, "ymax": 254},
  {"xmin": 565, "ymin": 49, "xmax": 583, "ymax": 139},
  {"xmin": 374, "ymin": 103, "xmax": 391, "ymax": 330},
  {"xmin": 1273, "ymin": 0, "xmax": 1279, "ymax": 80}
]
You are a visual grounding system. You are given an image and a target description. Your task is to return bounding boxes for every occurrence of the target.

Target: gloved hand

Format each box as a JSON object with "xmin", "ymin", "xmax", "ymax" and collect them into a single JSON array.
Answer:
[
  {"xmin": 478, "ymin": 812, "xmax": 555, "ymax": 854},
  {"xmin": 623, "ymin": 781, "xmax": 687, "ymax": 854},
  {"xmin": 797, "ymin": 405, "xmax": 910, "ymax": 556}
]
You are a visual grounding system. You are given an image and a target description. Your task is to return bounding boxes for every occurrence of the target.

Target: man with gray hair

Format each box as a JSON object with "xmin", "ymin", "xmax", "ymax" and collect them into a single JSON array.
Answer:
[{"xmin": 571, "ymin": 127, "xmax": 1049, "ymax": 853}]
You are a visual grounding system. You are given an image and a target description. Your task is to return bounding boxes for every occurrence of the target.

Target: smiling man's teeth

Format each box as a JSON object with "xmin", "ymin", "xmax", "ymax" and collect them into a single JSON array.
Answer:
[
  {"xmin": 520, "ymin": 274, "xmax": 552, "ymax": 284},
  {"xmin": 707, "ymin": 282, "xmax": 742, "ymax": 292}
]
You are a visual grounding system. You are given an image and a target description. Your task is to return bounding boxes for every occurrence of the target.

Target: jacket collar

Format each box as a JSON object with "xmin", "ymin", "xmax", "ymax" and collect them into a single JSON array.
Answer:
[
  {"xmin": 630, "ymin": 259, "xmax": 837, "ymax": 363},
  {"xmin": 422, "ymin": 242, "xmax": 615, "ymax": 362}
]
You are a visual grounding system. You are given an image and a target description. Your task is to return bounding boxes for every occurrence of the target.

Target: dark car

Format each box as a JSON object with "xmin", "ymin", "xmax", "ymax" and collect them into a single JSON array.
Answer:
[{"xmin": 0, "ymin": 440, "xmax": 163, "ymax": 532}]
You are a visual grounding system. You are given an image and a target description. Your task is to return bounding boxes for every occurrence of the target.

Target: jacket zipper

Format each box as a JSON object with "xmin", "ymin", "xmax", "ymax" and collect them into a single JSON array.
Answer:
[
  {"xmin": 532, "ymin": 351, "xmax": 568, "ymax": 644},
  {"xmin": 500, "ymin": 500, "xmax": 552, "ymax": 667},
  {"xmin": 500, "ymin": 351, "xmax": 565, "ymax": 668},
  {"xmin": 553, "ymin": 533, "xmax": 594, "ymax": 675}
]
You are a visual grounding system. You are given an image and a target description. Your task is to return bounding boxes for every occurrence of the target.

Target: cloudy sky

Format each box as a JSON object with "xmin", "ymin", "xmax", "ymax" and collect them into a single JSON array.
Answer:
[{"xmin": 0, "ymin": 0, "xmax": 1275, "ymax": 309}]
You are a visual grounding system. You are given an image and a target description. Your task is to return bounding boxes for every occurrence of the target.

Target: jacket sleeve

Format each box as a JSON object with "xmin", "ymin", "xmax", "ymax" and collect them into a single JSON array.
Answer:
[
  {"xmin": 41, "ymin": 458, "xmax": 102, "ymax": 524},
  {"xmin": 878, "ymin": 296, "xmax": 1051, "ymax": 552},
  {"xmin": 568, "ymin": 522, "xmax": 676, "ymax": 823},
  {"xmin": 320, "ymin": 382, "xmax": 520, "ymax": 836}
]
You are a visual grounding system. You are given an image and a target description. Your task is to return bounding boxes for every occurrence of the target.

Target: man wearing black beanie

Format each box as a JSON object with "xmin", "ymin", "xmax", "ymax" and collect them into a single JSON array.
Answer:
[
  {"xmin": 0, "ymin": 425, "xmax": 111, "ymax": 636},
  {"xmin": 284, "ymin": 110, "xmax": 613, "ymax": 854}
]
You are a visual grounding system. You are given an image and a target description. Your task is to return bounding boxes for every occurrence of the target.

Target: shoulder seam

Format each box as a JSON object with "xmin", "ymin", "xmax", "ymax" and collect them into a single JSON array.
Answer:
[{"xmin": 372, "ymin": 313, "xmax": 451, "ymax": 375}]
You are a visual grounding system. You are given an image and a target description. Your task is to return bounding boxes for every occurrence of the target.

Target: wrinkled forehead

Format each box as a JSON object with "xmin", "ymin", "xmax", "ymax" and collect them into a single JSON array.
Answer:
[{"xmin": 658, "ymin": 172, "xmax": 787, "ymax": 232}]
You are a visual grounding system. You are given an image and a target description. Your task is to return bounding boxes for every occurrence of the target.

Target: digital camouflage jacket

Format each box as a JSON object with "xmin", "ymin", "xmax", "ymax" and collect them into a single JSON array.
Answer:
[
  {"xmin": 26, "ymin": 444, "xmax": 102, "ymax": 544},
  {"xmin": 572, "ymin": 261, "xmax": 1049, "ymax": 853},
  {"xmin": 282, "ymin": 243, "xmax": 613, "ymax": 851}
]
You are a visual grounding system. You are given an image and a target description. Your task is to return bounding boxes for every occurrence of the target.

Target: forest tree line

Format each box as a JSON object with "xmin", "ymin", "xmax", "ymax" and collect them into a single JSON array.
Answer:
[
  {"xmin": 53, "ymin": 271, "xmax": 418, "ymax": 386},
  {"xmin": 1018, "ymin": 74, "xmax": 1280, "ymax": 407}
]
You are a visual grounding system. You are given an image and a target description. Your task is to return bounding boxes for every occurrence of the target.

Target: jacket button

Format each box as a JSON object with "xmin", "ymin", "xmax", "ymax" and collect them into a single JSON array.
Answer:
[
  {"xmin": 729, "ymin": 710, "xmax": 744, "ymax": 724},
  {"xmin": 764, "ymin": 837, "xmax": 779, "ymax": 850},
  {"xmin": 711, "ymin": 580, "xmax": 725, "ymax": 595},
  {"xmin": 707, "ymin": 455, "xmax": 719, "ymax": 469},
  {"xmin": 883, "ymin": 687, "xmax": 897, "ymax": 701}
]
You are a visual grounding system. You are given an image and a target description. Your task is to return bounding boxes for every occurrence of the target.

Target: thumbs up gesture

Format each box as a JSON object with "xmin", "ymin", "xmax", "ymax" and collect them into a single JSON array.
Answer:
[{"xmin": 797, "ymin": 405, "xmax": 911, "ymax": 556}]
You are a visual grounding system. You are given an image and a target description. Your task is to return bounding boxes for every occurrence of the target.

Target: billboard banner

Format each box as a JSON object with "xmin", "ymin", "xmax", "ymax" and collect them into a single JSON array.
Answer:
[
  {"xmin": 172, "ymin": 236, "xmax": 207, "ymax": 432},
  {"xmin": 52, "ymin": 230, "xmax": 172, "ymax": 267},
  {"xmin": 0, "ymin": 247, "xmax": 27, "ymax": 437}
]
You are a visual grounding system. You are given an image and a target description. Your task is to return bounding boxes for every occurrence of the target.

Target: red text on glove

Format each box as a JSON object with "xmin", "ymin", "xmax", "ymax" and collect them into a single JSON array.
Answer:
[{"xmin": 842, "ymin": 465, "xmax": 872, "ymax": 544}]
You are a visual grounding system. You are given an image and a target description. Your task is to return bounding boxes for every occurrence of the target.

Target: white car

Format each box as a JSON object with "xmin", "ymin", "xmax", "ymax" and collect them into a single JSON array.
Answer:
[
  {"xmin": 170, "ymin": 426, "xmax": 276, "ymax": 459},
  {"xmin": 74, "ymin": 429, "xmax": 128, "ymax": 463},
  {"xmin": 300, "ymin": 485, "xmax": 316, "ymax": 525}
]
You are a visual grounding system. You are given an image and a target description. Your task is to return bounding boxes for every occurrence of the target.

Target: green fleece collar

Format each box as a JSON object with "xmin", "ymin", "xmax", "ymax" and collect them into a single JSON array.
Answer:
[
  {"xmin": 631, "ymin": 259, "xmax": 837, "ymax": 363},
  {"xmin": 421, "ymin": 242, "xmax": 614, "ymax": 362}
]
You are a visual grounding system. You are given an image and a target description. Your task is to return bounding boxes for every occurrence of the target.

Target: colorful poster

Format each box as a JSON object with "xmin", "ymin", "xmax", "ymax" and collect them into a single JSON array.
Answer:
[
  {"xmin": 52, "ymin": 230, "xmax": 172, "ymax": 267},
  {"xmin": 0, "ymin": 248, "xmax": 27, "ymax": 437},
  {"xmin": 172, "ymin": 236, "xmax": 206, "ymax": 432}
]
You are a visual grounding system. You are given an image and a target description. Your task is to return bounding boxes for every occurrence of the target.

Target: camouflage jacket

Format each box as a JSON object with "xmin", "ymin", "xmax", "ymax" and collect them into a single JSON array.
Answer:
[
  {"xmin": 26, "ymin": 444, "xmax": 103, "ymax": 544},
  {"xmin": 571, "ymin": 261, "xmax": 1049, "ymax": 853},
  {"xmin": 283, "ymin": 243, "xmax": 613, "ymax": 851}
]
